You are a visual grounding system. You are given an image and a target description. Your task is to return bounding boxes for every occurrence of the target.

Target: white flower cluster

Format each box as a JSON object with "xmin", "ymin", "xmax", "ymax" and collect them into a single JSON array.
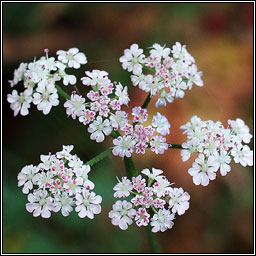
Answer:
[
  {"xmin": 109, "ymin": 168, "xmax": 190, "ymax": 232},
  {"xmin": 180, "ymin": 116, "xmax": 253, "ymax": 186},
  {"xmin": 120, "ymin": 42, "xmax": 203, "ymax": 108},
  {"xmin": 112, "ymin": 110, "xmax": 170, "ymax": 158},
  {"xmin": 64, "ymin": 70, "xmax": 130, "ymax": 143},
  {"xmin": 17, "ymin": 145, "xmax": 102, "ymax": 219},
  {"xmin": 7, "ymin": 48, "xmax": 87, "ymax": 116}
]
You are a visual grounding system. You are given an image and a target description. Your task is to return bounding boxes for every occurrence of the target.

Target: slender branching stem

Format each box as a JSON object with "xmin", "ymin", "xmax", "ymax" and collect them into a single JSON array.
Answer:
[{"xmin": 85, "ymin": 147, "xmax": 113, "ymax": 166}]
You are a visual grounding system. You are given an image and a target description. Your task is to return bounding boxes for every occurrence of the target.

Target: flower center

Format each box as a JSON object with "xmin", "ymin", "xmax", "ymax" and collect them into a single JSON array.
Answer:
[
  {"xmin": 18, "ymin": 94, "xmax": 25, "ymax": 104},
  {"xmin": 42, "ymin": 91, "xmax": 50, "ymax": 100}
]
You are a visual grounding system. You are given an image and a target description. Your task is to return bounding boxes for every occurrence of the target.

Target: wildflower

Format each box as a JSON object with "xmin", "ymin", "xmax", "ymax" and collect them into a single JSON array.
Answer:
[
  {"xmin": 152, "ymin": 112, "xmax": 171, "ymax": 135},
  {"xmin": 108, "ymin": 200, "xmax": 136, "ymax": 230},
  {"xmin": 53, "ymin": 192, "xmax": 74, "ymax": 217},
  {"xmin": 115, "ymin": 83, "xmax": 130, "ymax": 106},
  {"xmin": 26, "ymin": 190, "xmax": 54, "ymax": 218},
  {"xmin": 188, "ymin": 154, "xmax": 218, "ymax": 186},
  {"xmin": 151, "ymin": 209, "xmax": 175, "ymax": 233},
  {"xmin": 33, "ymin": 81, "xmax": 59, "ymax": 115},
  {"xmin": 132, "ymin": 106, "xmax": 148, "ymax": 123},
  {"xmin": 7, "ymin": 88, "xmax": 33, "ymax": 116},
  {"xmin": 75, "ymin": 189, "xmax": 102, "ymax": 219},
  {"xmin": 57, "ymin": 47, "xmax": 87, "ymax": 69},
  {"xmin": 141, "ymin": 168, "xmax": 163, "ymax": 181},
  {"xmin": 119, "ymin": 43, "xmax": 145, "ymax": 75},
  {"xmin": 88, "ymin": 116, "xmax": 112, "ymax": 143},
  {"xmin": 150, "ymin": 136, "xmax": 169, "ymax": 154},
  {"xmin": 64, "ymin": 94, "xmax": 85, "ymax": 119},
  {"xmin": 135, "ymin": 208, "xmax": 150, "ymax": 227},
  {"xmin": 168, "ymin": 187, "xmax": 190, "ymax": 215},
  {"xmin": 81, "ymin": 70, "xmax": 110, "ymax": 88},
  {"xmin": 113, "ymin": 177, "xmax": 133, "ymax": 198},
  {"xmin": 112, "ymin": 136, "xmax": 136, "ymax": 158},
  {"xmin": 17, "ymin": 165, "xmax": 39, "ymax": 194},
  {"xmin": 149, "ymin": 43, "xmax": 171, "ymax": 59}
]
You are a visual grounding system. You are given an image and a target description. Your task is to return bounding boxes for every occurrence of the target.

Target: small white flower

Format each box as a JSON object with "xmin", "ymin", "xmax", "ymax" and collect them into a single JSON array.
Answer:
[
  {"xmin": 63, "ymin": 74, "xmax": 77, "ymax": 86},
  {"xmin": 39, "ymin": 154, "xmax": 56, "ymax": 170},
  {"xmin": 56, "ymin": 145, "xmax": 74, "ymax": 160},
  {"xmin": 170, "ymin": 78, "xmax": 187, "ymax": 98},
  {"xmin": 150, "ymin": 209, "xmax": 175, "ymax": 233},
  {"xmin": 149, "ymin": 43, "xmax": 171, "ymax": 59},
  {"xmin": 153, "ymin": 176, "xmax": 171, "ymax": 198},
  {"xmin": 152, "ymin": 112, "xmax": 171, "ymax": 135},
  {"xmin": 119, "ymin": 43, "xmax": 145, "ymax": 75},
  {"xmin": 150, "ymin": 136, "xmax": 168, "ymax": 154},
  {"xmin": 228, "ymin": 118, "xmax": 252, "ymax": 144},
  {"xmin": 168, "ymin": 187, "xmax": 190, "ymax": 216},
  {"xmin": 212, "ymin": 150, "xmax": 231, "ymax": 176},
  {"xmin": 57, "ymin": 48, "xmax": 87, "ymax": 69},
  {"xmin": 88, "ymin": 116, "xmax": 113, "ymax": 143},
  {"xmin": 180, "ymin": 115, "xmax": 206, "ymax": 134},
  {"xmin": 112, "ymin": 136, "xmax": 136, "ymax": 158},
  {"xmin": 231, "ymin": 144, "xmax": 253, "ymax": 167},
  {"xmin": 75, "ymin": 189, "xmax": 102, "ymax": 219},
  {"xmin": 53, "ymin": 192, "xmax": 74, "ymax": 217},
  {"xmin": 141, "ymin": 168, "xmax": 163, "ymax": 180},
  {"xmin": 7, "ymin": 88, "xmax": 33, "ymax": 116},
  {"xmin": 81, "ymin": 69, "xmax": 110, "ymax": 88},
  {"xmin": 113, "ymin": 177, "xmax": 133, "ymax": 198},
  {"xmin": 171, "ymin": 42, "xmax": 195, "ymax": 63},
  {"xmin": 17, "ymin": 165, "xmax": 39, "ymax": 194},
  {"xmin": 75, "ymin": 165, "xmax": 95, "ymax": 190},
  {"xmin": 186, "ymin": 64, "xmax": 203, "ymax": 89},
  {"xmin": 188, "ymin": 154, "xmax": 218, "ymax": 186},
  {"xmin": 109, "ymin": 200, "xmax": 136, "ymax": 230},
  {"xmin": 63, "ymin": 179, "xmax": 81, "ymax": 196},
  {"xmin": 9, "ymin": 62, "xmax": 27, "ymax": 87},
  {"xmin": 64, "ymin": 94, "xmax": 86, "ymax": 119},
  {"xmin": 135, "ymin": 208, "xmax": 150, "ymax": 227},
  {"xmin": 34, "ymin": 171, "xmax": 54, "ymax": 189},
  {"xmin": 26, "ymin": 190, "xmax": 53, "ymax": 218},
  {"xmin": 33, "ymin": 80, "xmax": 59, "ymax": 115},
  {"xmin": 139, "ymin": 75, "xmax": 163, "ymax": 96},
  {"xmin": 110, "ymin": 111, "xmax": 128, "ymax": 130},
  {"xmin": 68, "ymin": 155, "xmax": 83, "ymax": 172},
  {"xmin": 131, "ymin": 73, "xmax": 146, "ymax": 87},
  {"xmin": 115, "ymin": 83, "xmax": 130, "ymax": 106}
]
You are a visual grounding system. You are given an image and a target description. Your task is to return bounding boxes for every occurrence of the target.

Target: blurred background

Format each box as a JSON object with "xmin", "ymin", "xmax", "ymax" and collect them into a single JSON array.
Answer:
[{"xmin": 3, "ymin": 2, "xmax": 254, "ymax": 253}]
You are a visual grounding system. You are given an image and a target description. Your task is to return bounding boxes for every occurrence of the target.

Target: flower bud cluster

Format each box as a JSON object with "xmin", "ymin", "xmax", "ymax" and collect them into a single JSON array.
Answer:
[
  {"xmin": 112, "ymin": 109, "xmax": 171, "ymax": 158},
  {"xmin": 180, "ymin": 116, "xmax": 253, "ymax": 186},
  {"xmin": 120, "ymin": 42, "xmax": 203, "ymax": 108},
  {"xmin": 64, "ymin": 70, "xmax": 130, "ymax": 143},
  {"xmin": 7, "ymin": 48, "xmax": 87, "ymax": 116},
  {"xmin": 109, "ymin": 168, "xmax": 190, "ymax": 232},
  {"xmin": 17, "ymin": 145, "xmax": 102, "ymax": 218}
]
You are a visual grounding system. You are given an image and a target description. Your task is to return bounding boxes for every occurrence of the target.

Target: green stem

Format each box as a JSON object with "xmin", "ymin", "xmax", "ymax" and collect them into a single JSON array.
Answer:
[
  {"xmin": 85, "ymin": 147, "xmax": 113, "ymax": 166},
  {"xmin": 146, "ymin": 225, "xmax": 162, "ymax": 253},
  {"xmin": 169, "ymin": 144, "xmax": 183, "ymax": 149},
  {"xmin": 55, "ymin": 84, "xmax": 71, "ymax": 100},
  {"xmin": 141, "ymin": 93, "xmax": 152, "ymax": 109},
  {"xmin": 123, "ymin": 156, "xmax": 138, "ymax": 179}
]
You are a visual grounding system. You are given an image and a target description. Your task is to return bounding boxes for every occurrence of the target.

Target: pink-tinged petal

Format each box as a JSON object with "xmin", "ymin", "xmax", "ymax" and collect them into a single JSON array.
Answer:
[
  {"xmin": 33, "ymin": 206, "xmax": 42, "ymax": 217},
  {"xmin": 92, "ymin": 204, "xmax": 101, "ymax": 215},
  {"xmin": 119, "ymin": 218, "xmax": 128, "ymax": 230},
  {"xmin": 78, "ymin": 208, "xmax": 87, "ymax": 218},
  {"xmin": 86, "ymin": 210, "xmax": 94, "ymax": 219},
  {"xmin": 26, "ymin": 203, "xmax": 36, "ymax": 213},
  {"xmin": 111, "ymin": 216, "xmax": 121, "ymax": 226},
  {"xmin": 92, "ymin": 195, "xmax": 102, "ymax": 205},
  {"xmin": 41, "ymin": 208, "xmax": 51, "ymax": 218}
]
